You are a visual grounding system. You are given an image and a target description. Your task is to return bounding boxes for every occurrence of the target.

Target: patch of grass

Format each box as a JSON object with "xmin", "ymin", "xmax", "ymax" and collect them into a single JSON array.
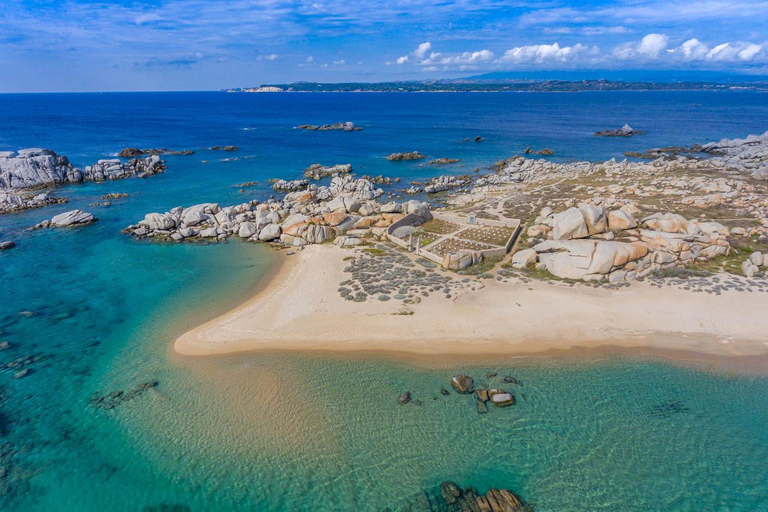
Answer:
[
  {"xmin": 420, "ymin": 219, "xmax": 463, "ymax": 235},
  {"xmin": 343, "ymin": 256, "xmax": 354, "ymax": 261},
  {"xmin": 362, "ymin": 248, "xmax": 387, "ymax": 256},
  {"xmin": 393, "ymin": 309, "xmax": 414, "ymax": 316}
]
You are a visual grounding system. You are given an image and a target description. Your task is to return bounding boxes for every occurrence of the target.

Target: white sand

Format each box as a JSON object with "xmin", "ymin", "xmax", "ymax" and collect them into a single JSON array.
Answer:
[{"xmin": 176, "ymin": 245, "xmax": 768, "ymax": 358}]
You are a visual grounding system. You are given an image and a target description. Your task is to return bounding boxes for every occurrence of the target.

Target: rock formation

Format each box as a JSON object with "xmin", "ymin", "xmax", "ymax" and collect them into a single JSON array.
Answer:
[
  {"xmin": 594, "ymin": 124, "xmax": 643, "ymax": 137},
  {"xmin": 387, "ymin": 151, "xmax": 426, "ymax": 161}
]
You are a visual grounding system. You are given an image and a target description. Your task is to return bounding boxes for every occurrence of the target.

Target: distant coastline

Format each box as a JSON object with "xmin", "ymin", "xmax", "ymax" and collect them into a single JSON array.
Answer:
[{"xmin": 225, "ymin": 79, "xmax": 768, "ymax": 94}]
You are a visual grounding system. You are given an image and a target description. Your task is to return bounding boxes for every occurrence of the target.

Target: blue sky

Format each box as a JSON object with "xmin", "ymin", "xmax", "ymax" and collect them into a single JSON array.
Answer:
[{"xmin": 1, "ymin": 0, "xmax": 767, "ymax": 91}]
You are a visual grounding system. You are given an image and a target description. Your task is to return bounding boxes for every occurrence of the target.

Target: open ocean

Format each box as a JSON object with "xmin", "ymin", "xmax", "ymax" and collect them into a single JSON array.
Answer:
[{"xmin": 1, "ymin": 91, "xmax": 768, "ymax": 511}]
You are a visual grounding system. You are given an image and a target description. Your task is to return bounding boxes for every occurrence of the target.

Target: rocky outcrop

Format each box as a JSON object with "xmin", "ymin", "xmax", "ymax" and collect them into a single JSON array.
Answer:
[
  {"xmin": 429, "ymin": 157, "xmax": 461, "ymax": 165},
  {"xmin": 272, "ymin": 179, "xmax": 308, "ymax": 192},
  {"xmin": 34, "ymin": 210, "xmax": 97, "ymax": 229},
  {"xmin": 118, "ymin": 147, "xmax": 193, "ymax": 157},
  {"xmin": 0, "ymin": 148, "xmax": 166, "ymax": 192},
  {"xmin": 304, "ymin": 163, "xmax": 352, "ymax": 180},
  {"xmin": 524, "ymin": 146, "xmax": 554, "ymax": 155},
  {"xmin": 424, "ymin": 175, "xmax": 471, "ymax": 194},
  {"xmin": 297, "ymin": 122, "xmax": 361, "ymax": 131},
  {"xmin": 387, "ymin": 151, "xmax": 425, "ymax": 161},
  {"xmin": 595, "ymin": 124, "xmax": 643, "ymax": 137},
  {"xmin": 125, "ymin": 176, "xmax": 429, "ymax": 249},
  {"xmin": 534, "ymin": 239, "xmax": 649, "ymax": 281},
  {"xmin": 0, "ymin": 190, "xmax": 66, "ymax": 214}
]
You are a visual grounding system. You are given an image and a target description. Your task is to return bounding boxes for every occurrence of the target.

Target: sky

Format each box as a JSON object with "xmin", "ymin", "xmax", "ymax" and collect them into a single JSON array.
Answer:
[{"xmin": 0, "ymin": 0, "xmax": 767, "ymax": 92}]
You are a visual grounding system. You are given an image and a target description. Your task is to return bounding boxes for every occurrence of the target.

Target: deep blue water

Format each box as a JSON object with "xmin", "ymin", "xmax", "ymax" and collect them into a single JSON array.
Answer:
[{"xmin": 1, "ymin": 91, "xmax": 767, "ymax": 511}]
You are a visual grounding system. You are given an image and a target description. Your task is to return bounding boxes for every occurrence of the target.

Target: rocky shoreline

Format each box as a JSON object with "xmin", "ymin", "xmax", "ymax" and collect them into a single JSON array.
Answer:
[{"xmin": 0, "ymin": 149, "xmax": 165, "ymax": 216}]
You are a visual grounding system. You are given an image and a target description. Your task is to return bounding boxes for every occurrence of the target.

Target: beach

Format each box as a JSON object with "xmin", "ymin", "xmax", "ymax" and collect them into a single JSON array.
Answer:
[{"xmin": 176, "ymin": 244, "xmax": 768, "ymax": 359}]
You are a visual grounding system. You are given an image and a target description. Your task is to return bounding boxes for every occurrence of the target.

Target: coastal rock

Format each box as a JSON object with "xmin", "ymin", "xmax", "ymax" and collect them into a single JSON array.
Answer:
[
  {"xmin": 304, "ymin": 163, "xmax": 352, "ymax": 180},
  {"xmin": 140, "ymin": 212, "xmax": 177, "ymax": 231},
  {"xmin": 398, "ymin": 391, "xmax": 412, "ymax": 405},
  {"xmin": 608, "ymin": 209, "xmax": 637, "ymax": 230},
  {"xmin": 489, "ymin": 390, "xmax": 514, "ymax": 407},
  {"xmin": 259, "ymin": 224, "xmax": 282, "ymax": 241},
  {"xmin": 297, "ymin": 122, "xmax": 361, "ymax": 132},
  {"xmin": 443, "ymin": 250, "xmax": 483, "ymax": 270},
  {"xmin": 429, "ymin": 157, "xmax": 461, "ymax": 165},
  {"xmin": 0, "ymin": 240, "xmax": 15, "ymax": 250},
  {"xmin": 238, "ymin": 222, "xmax": 258, "ymax": 238},
  {"xmin": 387, "ymin": 151, "xmax": 426, "ymax": 161},
  {"xmin": 535, "ymin": 239, "xmax": 648, "ymax": 280},
  {"xmin": 403, "ymin": 200, "xmax": 433, "ymax": 221},
  {"xmin": 641, "ymin": 213, "xmax": 689, "ymax": 234},
  {"xmin": 511, "ymin": 248, "xmax": 537, "ymax": 268},
  {"xmin": 45, "ymin": 209, "xmax": 97, "ymax": 228},
  {"xmin": 595, "ymin": 124, "xmax": 643, "ymax": 137},
  {"xmin": 552, "ymin": 207, "xmax": 589, "ymax": 240},
  {"xmin": 578, "ymin": 203, "xmax": 608, "ymax": 235},
  {"xmin": 272, "ymin": 179, "xmax": 308, "ymax": 192},
  {"xmin": 451, "ymin": 375, "xmax": 474, "ymax": 394}
]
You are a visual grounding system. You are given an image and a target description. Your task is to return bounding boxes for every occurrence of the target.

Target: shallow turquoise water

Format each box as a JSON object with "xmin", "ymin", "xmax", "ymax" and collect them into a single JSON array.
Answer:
[{"xmin": 2, "ymin": 92, "xmax": 768, "ymax": 510}]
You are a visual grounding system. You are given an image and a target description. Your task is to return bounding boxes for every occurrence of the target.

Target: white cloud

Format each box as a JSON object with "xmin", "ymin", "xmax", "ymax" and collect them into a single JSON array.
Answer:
[
  {"xmin": 667, "ymin": 39, "xmax": 766, "ymax": 63},
  {"xmin": 333, "ymin": 59, "xmax": 346, "ymax": 65},
  {"xmin": 256, "ymin": 54, "xmax": 279, "ymax": 61},
  {"xmin": 306, "ymin": 56, "xmax": 314, "ymax": 63},
  {"xmin": 414, "ymin": 42, "xmax": 432, "ymax": 60},
  {"xmin": 677, "ymin": 38, "xmax": 709, "ymax": 60},
  {"xmin": 498, "ymin": 43, "xmax": 596, "ymax": 64},
  {"xmin": 614, "ymin": 33, "xmax": 668, "ymax": 60},
  {"xmin": 396, "ymin": 55, "xmax": 409, "ymax": 64},
  {"xmin": 637, "ymin": 33, "xmax": 668, "ymax": 58}
]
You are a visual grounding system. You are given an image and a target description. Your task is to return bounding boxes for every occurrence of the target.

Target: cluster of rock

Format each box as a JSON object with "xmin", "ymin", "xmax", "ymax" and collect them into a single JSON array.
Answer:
[
  {"xmin": 0, "ymin": 241, "xmax": 15, "ymax": 250},
  {"xmin": 304, "ymin": 163, "xmax": 352, "ymax": 180},
  {"xmin": 118, "ymin": 147, "xmax": 193, "ymax": 157},
  {"xmin": 450, "ymin": 374, "xmax": 516, "ymax": 414},
  {"xmin": 210, "ymin": 146, "xmax": 239, "ymax": 152},
  {"xmin": 424, "ymin": 175, "xmax": 471, "ymax": 194},
  {"xmin": 393, "ymin": 481, "xmax": 530, "ymax": 512},
  {"xmin": 297, "ymin": 122, "xmax": 361, "ymax": 131},
  {"xmin": 0, "ymin": 149, "xmax": 165, "ymax": 191},
  {"xmin": 33, "ymin": 210, "xmax": 97, "ymax": 229},
  {"xmin": 429, "ymin": 157, "xmax": 461, "ymax": 165},
  {"xmin": 125, "ymin": 175, "xmax": 432, "ymax": 248},
  {"xmin": 0, "ymin": 190, "xmax": 66, "ymax": 214},
  {"xmin": 83, "ymin": 155, "xmax": 165, "ymax": 180},
  {"xmin": 742, "ymin": 252, "xmax": 767, "ymax": 277},
  {"xmin": 387, "ymin": 151, "xmax": 425, "ymax": 161},
  {"xmin": 272, "ymin": 179, "xmax": 308, "ymax": 192},
  {"xmin": 523, "ymin": 146, "xmax": 554, "ymax": 155},
  {"xmin": 594, "ymin": 124, "xmax": 642, "ymax": 137},
  {"xmin": 515, "ymin": 205, "xmax": 731, "ymax": 282}
]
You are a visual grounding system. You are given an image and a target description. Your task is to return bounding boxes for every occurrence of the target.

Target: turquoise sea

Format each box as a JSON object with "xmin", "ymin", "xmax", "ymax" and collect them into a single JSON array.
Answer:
[{"xmin": 1, "ymin": 91, "xmax": 768, "ymax": 510}]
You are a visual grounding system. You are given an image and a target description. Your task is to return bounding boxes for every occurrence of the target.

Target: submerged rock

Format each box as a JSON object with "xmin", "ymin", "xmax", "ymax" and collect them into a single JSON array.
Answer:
[{"xmin": 398, "ymin": 391, "xmax": 412, "ymax": 405}]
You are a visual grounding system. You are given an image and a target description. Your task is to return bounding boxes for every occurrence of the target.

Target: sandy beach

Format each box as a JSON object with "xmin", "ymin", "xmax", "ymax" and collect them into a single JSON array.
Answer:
[{"xmin": 175, "ymin": 244, "xmax": 768, "ymax": 359}]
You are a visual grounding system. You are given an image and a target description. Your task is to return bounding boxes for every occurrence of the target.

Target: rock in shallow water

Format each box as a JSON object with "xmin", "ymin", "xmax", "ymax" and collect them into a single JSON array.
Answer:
[{"xmin": 451, "ymin": 375, "xmax": 474, "ymax": 394}]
